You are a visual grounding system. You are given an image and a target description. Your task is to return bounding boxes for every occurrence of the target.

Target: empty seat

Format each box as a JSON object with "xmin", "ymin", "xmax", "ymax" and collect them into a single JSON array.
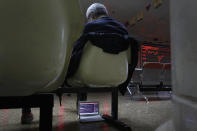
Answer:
[
  {"xmin": 67, "ymin": 41, "xmax": 130, "ymax": 88},
  {"xmin": 141, "ymin": 62, "xmax": 164, "ymax": 86}
]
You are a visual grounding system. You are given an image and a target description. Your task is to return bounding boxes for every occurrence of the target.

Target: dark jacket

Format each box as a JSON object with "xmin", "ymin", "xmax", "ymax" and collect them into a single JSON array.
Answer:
[
  {"xmin": 71, "ymin": 16, "xmax": 129, "ymax": 56},
  {"xmin": 66, "ymin": 17, "xmax": 139, "ymax": 94},
  {"xmin": 66, "ymin": 16, "xmax": 130, "ymax": 77}
]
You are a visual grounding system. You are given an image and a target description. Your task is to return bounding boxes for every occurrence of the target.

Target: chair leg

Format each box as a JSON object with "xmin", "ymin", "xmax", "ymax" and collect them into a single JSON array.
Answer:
[
  {"xmin": 39, "ymin": 106, "xmax": 53, "ymax": 131},
  {"xmin": 39, "ymin": 94, "xmax": 54, "ymax": 131},
  {"xmin": 111, "ymin": 87, "xmax": 118, "ymax": 120},
  {"xmin": 127, "ymin": 86, "xmax": 133, "ymax": 97},
  {"xmin": 103, "ymin": 87, "xmax": 132, "ymax": 131},
  {"xmin": 137, "ymin": 84, "xmax": 149, "ymax": 104}
]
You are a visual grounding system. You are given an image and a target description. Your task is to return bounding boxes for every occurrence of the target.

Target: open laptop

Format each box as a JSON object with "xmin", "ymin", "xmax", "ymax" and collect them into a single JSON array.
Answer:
[{"xmin": 78, "ymin": 101, "xmax": 104, "ymax": 122}]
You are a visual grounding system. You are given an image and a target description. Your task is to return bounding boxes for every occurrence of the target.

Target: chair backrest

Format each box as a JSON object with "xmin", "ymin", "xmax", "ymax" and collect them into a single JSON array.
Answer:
[
  {"xmin": 141, "ymin": 62, "xmax": 164, "ymax": 85},
  {"xmin": 0, "ymin": 0, "xmax": 84, "ymax": 96},
  {"xmin": 68, "ymin": 41, "xmax": 130, "ymax": 87}
]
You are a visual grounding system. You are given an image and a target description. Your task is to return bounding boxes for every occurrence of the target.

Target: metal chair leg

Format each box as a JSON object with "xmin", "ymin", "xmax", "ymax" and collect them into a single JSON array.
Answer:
[
  {"xmin": 137, "ymin": 84, "xmax": 149, "ymax": 104},
  {"xmin": 111, "ymin": 87, "xmax": 118, "ymax": 120},
  {"xmin": 40, "ymin": 106, "xmax": 53, "ymax": 131}
]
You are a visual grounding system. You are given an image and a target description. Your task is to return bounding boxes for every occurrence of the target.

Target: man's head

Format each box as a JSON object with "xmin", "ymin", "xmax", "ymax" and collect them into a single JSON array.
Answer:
[{"xmin": 86, "ymin": 3, "xmax": 108, "ymax": 22}]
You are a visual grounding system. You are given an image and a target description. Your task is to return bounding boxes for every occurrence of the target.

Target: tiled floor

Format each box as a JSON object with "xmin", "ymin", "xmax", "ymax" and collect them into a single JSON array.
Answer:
[{"xmin": 0, "ymin": 92, "xmax": 172, "ymax": 131}]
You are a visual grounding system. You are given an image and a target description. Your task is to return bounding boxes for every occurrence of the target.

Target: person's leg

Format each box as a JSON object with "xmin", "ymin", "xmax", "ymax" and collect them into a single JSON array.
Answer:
[{"xmin": 21, "ymin": 108, "xmax": 33, "ymax": 124}]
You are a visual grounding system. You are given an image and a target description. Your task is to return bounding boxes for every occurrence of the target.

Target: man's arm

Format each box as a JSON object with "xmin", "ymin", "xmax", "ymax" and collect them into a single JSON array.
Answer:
[
  {"xmin": 66, "ymin": 24, "xmax": 91, "ymax": 78},
  {"xmin": 118, "ymin": 37, "xmax": 139, "ymax": 95},
  {"xmin": 72, "ymin": 23, "xmax": 91, "ymax": 55}
]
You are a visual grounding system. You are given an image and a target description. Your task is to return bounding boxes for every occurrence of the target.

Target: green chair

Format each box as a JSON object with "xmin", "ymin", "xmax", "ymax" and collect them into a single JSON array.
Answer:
[
  {"xmin": 0, "ymin": 0, "xmax": 84, "ymax": 96},
  {"xmin": 67, "ymin": 41, "xmax": 130, "ymax": 88}
]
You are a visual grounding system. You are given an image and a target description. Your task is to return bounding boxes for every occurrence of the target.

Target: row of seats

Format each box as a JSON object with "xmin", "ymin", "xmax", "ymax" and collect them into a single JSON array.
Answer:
[{"xmin": 132, "ymin": 62, "xmax": 171, "ymax": 87}]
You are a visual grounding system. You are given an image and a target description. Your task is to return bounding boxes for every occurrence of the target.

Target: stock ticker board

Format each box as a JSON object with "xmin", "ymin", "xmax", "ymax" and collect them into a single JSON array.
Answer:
[{"xmin": 138, "ymin": 43, "xmax": 171, "ymax": 67}]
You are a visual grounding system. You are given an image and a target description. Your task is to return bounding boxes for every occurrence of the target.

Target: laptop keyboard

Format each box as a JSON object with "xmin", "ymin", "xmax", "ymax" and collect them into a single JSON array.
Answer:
[{"xmin": 80, "ymin": 115, "xmax": 104, "ymax": 122}]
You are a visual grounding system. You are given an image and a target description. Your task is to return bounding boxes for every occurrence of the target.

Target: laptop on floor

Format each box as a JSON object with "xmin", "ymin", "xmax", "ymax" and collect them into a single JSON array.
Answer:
[{"xmin": 78, "ymin": 101, "xmax": 104, "ymax": 122}]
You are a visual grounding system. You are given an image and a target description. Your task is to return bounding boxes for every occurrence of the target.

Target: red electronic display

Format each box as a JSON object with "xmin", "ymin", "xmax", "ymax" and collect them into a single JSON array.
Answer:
[{"xmin": 138, "ymin": 44, "xmax": 171, "ymax": 67}]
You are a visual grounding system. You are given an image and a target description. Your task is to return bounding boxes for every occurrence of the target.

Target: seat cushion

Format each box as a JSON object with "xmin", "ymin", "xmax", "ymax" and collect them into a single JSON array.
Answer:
[
  {"xmin": 141, "ymin": 62, "xmax": 164, "ymax": 85},
  {"xmin": 68, "ymin": 41, "xmax": 129, "ymax": 87}
]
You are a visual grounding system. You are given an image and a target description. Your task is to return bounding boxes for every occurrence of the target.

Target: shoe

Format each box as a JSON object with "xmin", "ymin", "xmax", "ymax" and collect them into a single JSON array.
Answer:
[{"xmin": 21, "ymin": 113, "xmax": 34, "ymax": 124}]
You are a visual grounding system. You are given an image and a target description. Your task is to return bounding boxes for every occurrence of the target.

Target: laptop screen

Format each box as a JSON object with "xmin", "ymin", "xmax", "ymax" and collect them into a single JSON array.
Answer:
[{"xmin": 79, "ymin": 102, "xmax": 99, "ymax": 115}]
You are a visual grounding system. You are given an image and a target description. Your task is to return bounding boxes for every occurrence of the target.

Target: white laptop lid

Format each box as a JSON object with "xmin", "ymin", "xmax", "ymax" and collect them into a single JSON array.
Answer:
[{"xmin": 78, "ymin": 101, "xmax": 99, "ymax": 116}]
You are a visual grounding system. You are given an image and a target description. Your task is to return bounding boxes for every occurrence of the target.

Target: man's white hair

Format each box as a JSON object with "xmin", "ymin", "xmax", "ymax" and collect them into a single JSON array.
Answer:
[{"xmin": 86, "ymin": 3, "xmax": 108, "ymax": 19}]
